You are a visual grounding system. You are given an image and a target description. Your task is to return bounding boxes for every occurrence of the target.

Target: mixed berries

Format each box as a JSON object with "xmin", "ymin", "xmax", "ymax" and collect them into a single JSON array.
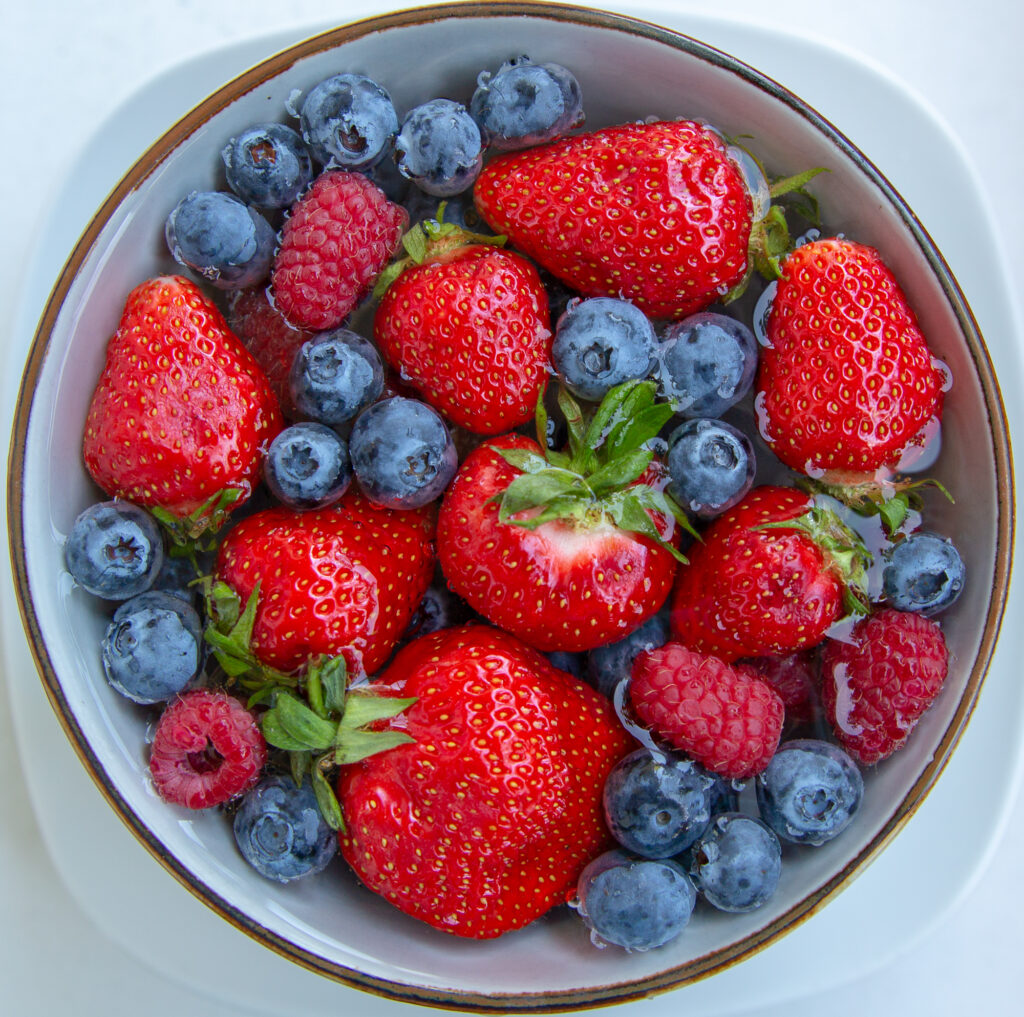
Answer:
[{"xmin": 67, "ymin": 52, "xmax": 964, "ymax": 959}]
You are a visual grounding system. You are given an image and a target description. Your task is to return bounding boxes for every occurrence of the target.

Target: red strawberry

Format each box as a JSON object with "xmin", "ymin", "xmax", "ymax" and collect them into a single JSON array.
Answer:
[
  {"xmin": 82, "ymin": 275, "xmax": 282, "ymax": 536},
  {"xmin": 629, "ymin": 642, "xmax": 784, "ymax": 779},
  {"xmin": 227, "ymin": 286, "xmax": 314, "ymax": 415},
  {"xmin": 820, "ymin": 607, "xmax": 949, "ymax": 764},
  {"xmin": 337, "ymin": 623, "xmax": 634, "ymax": 939},
  {"xmin": 756, "ymin": 237, "xmax": 946, "ymax": 476},
  {"xmin": 373, "ymin": 220, "xmax": 551, "ymax": 435},
  {"xmin": 149, "ymin": 690, "xmax": 266, "ymax": 809},
  {"xmin": 272, "ymin": 170, "xmax": 407, "ymax": 331},
  {"xmin": 670, "ymin": 486, "xmax": 870, "ymax": 662},
  {"xmin": 213, "ymin": 489, "xmax": 435, "ymax": 676},
  {"xmin": 473, "ymin": 120, "xmax": 752, "ymax": 320},
  {"xmin": 437, "ymin": 382, "xmax": 688, "ymax": 653}
]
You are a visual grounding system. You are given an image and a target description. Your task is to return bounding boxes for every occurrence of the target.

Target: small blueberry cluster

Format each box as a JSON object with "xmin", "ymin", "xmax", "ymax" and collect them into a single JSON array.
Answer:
[{"xmin": 576, "ymin": 738, "xmax": 863, "ymax": 950}]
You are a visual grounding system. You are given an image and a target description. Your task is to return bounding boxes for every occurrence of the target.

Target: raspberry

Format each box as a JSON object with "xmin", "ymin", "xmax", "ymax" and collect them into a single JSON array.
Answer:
[
  {"xmin": 737, "ymin": 650, "xmax": 819, "ymax": 730},
  {"xmin": 629, "ymin": 643, "xmax": 784, "ymax": 779},
  {"xmin": 820, "ymin": 608, "xmax": 949, "ymax": 764},
  {"xmin": 149, "ymin": 690, "xmax": 267, "ymax": 809},
  {"xmin": 271, "ymin": 170, "xmax": 407, "ymax": 331},
  {"xmin": 227, "ymin": 286, "xmax": 313, "ymax": 414}
]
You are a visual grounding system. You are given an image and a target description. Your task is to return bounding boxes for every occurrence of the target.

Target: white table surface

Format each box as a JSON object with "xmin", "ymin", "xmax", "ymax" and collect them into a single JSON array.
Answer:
[{"xmin": 2, "ymin": 1, "xmax": 1022, "ymax": 1014}]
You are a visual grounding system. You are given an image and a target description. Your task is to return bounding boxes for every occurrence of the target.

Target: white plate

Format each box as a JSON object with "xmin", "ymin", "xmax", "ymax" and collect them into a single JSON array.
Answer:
[{"xmin": 2, "ymin": 7, "xmax": 1021, "ymax": 1016}]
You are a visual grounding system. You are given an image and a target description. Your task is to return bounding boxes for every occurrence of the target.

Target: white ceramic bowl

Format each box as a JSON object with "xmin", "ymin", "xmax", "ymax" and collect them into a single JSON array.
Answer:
[{"xmin": 7, "ymin": 2, "xmax": 1013, "ymax": 1010}]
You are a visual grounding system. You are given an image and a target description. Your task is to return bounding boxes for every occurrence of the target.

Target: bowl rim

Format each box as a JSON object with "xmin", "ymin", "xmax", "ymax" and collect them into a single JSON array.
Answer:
[{"xmin": 5, "ymin": 1, "xmax": 1015, "ymax": 1011}]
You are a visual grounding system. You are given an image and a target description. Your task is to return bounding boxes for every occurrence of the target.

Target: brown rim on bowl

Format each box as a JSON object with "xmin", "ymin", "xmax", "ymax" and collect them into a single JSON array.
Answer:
[{"xmin": 6, "ymin": 2, "xmax": 1015, "ymax": 1011}]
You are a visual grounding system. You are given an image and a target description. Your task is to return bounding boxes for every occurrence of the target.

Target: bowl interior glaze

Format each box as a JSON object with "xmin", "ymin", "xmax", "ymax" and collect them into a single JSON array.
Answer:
[{"xmin": 8, "ymin": 3, "xmax": 1011, "ymax": 1011}]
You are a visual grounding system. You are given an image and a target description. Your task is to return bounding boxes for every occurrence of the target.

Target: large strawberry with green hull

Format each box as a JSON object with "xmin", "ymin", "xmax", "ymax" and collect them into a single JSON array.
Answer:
[
  {"xmin": 82, "ymin": 275, "xmax": 283, "ymax": 539},
  {"xmin": 671, "ymin": 485, "xmax": 871, "ymax": 662},
  {"xmin": 438, "ymin": 381, "xmax": 693, "ymax": 653},
  {"xmin": 756, "ymin": 237, "xmax": 946, "ymax": 477},
  {"xmin": 337, "ymin": 623, "xmax": 634, "ymax": 939},
  {"xmin": 373, "ymin": 216, "xmax": 552, "ymax": 436},
  {"xmin": 213, "ymin": 489, "xmax": 435, "ymax": 677},
  {"xmin": 474, "ymin": 119, "xmax": 753, "ymax": 320}
]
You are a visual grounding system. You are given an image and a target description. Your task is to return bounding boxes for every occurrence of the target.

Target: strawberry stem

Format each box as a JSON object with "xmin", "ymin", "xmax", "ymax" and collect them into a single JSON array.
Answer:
[{"xmin": 491, "ymin": 379, "xmax": 696, "ymax": 561}]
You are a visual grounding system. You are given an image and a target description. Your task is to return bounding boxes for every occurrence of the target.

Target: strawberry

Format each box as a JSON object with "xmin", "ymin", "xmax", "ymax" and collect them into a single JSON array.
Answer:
[
  {"xmin": 227, "ymin": 286, "xmax": 314, "ymax": 416},
  {"xmin": 373, "ymin": 217, "xmax": 552, "ymax": 435},
  {"xmin": 437, "ymin": 381, "xmax": 691, "ymax": 653},
  {"xmin": 820, "ymin": 607, "xmax": 949, "ymax": 764},
  {"xmin": 82, "ymin": 275, "xmax": 282, "ymax": 538},
  {"xmin": 755, "ymin": 237, "xmax": 946, "ymax": 477},
  {"xmin": 629, "ymin": 642, "xmax": 784, "ymax": 779},
  {"xmin": 337, "ymin": 623, "xmax": 634, "ymax": 939},
  {"xmin": 473, "ymin": 119, "xmax": 753, "ymax": 320},
  {"xmin": 271, "ymin": 170, "xmax": 408, "ymax": 331},
  {"xmin": 670, "ymin": 486, "xmax": 870, "ymax": 662},
  {"xmin": 212, "ymin": 489, "xmax": 435, "ymax": 677}
]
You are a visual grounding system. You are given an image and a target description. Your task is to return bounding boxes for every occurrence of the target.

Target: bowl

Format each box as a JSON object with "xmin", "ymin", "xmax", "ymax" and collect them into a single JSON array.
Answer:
[{"xmin": 6, "ymin": 1, "xmax": 1013, "ymax": 1010}]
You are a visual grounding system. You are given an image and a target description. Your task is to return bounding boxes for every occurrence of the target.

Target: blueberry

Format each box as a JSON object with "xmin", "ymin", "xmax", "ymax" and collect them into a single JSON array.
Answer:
[
  {"xmin": 603, "ymin": 748, "xmax": 718, "ymax": 858},
  {"xmin": 756, "ymin": 739, "xmax": 863, "ymax": 845},
  {"xmin": 576, "ymin": 850, "xmax": 696, "ymax": 951},
  {"xmin": 656, "ymin": 312, "xmax": 758, "ymax": 417},
  {"xmin": 222, "ymin": 123, "xmax": 313, "ymax": 209},
  {"xmin": 165, "ymin": 190, "xmax": 276, "ymax": 289},
  {"xmin": 394, "ymin": 99, "xmax": 484, "ymax": 197},
  {"xmin": 470, "ymin": 56, "xmax": 584, "ymax": 150},
  {"xmin": 882, "ymin": 531, "xmax": 965, "ymax": 615},
  {"xmin": 666, "ymin": 418, "xmax": 755, "ymax": 518},
  {"xmin": 101, "ymin": 591, "xmax": 202, "ymax": 704},
  {"xmin": 349, "ymin": 397, "xmax": 458, "ymax": 510},
  {"xmin": 289, "ymin": 329, "xmax": 385, "ymax": 426},
  {"xmin": 233, "ymin": 774, "xmax": 337, "ymax": 882},
  {"xmin": 150, "ymin": 555, "xmax": 201, "ymax": 607},
  {"xmin": 547, "ymin": 650, "xmax": 586, "ymax": 678},
  {"xmin": 586, "ymin": 613, "xmax": 668, "ymax": 698},
  {"xmin": 264, "ymin": 423, "xmax": 352, "ymax": 510},
  {"xmin": 65, "ymin": 501, "xmax": 164, "ymax": 600},
  {"xmin": 552, "ymin": 298, "xmax": 657, "ymax": 402},
  {"xmin": 404, "ymin": 578, "xmax": 472, "ymax": 640},
  {"xmin": 689, "ymin": 812, "xmax": 782, "ymax": 913},
  {"xmin": 709, "ymin": 775, "xmax": 742, "ymax": 817},
  {"xmin": 299, "ymin": 73, "xmax": 398, "ymax": 170}
]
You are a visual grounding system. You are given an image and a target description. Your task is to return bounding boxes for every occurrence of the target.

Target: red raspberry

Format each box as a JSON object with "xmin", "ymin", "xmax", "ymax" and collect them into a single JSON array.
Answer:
[
  {"xmin": 227, "ymin": 286, "xmax": 313, "ymax": 415},
  {"xmin": 149, "ymin": 690, "xmax": 267, "ymax": 809},
  {"xmin": 820, "ymin": 608, "xmax": 949, "ymax": 764},
  {"xmin": 629, "ymin": 643, "xmax": 784, "ymax": 779},
  {"xmin": 271, "ymin": 170, "xmax": 407, "ymax": 331},
  {"xmin": 737, "ymin": 650, "xmax": 819, "ymax": 730}
]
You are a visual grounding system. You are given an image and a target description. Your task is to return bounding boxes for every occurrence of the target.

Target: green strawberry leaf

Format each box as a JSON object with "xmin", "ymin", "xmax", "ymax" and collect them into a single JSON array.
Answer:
[
  {"xmin": 583, "ymin": 379, "xmax": 652, "ymax": 453},
  {"xmin": 491, "ymin": 447, "xmax": 552, "ymax": 475},
  {"xmin": 604, "ymin": 403, "xmax": 675, "ymax": 461},
  {"xmin": 496, "ymin": 470, "xmax": 589, "ymax": 521},
  {"xmin": 311, "ymin": 761, "xmax": 346, "ymax": 833},
  {"xmin": 333, "ymin": 730, "xmax": 416, "ymax": 767},
  {"xmin": 606, "ymin": 491, "xmax": 687, "ymax": 564},
  {"xmin": 262, "ymin": 710, "xmax": 313, "ymax": 753},
  {"xmin": 768, "ymin": 166, "xmax": 829, "ymax": 200},
  {"xmin": 402, "ymin": 223, "xmax": 430, "ymax": 263},
  {"xmin": 558, "ymin": 386, "xmax": 591, "ymax": 470},
  {"xmin": 269, "ymin": 692, "xmax": 338, "ymax": 751},
  {"xmin": 338, "ymin": 690, "xmax": 418, "ymax": 729},
  {"xmin": 587, "ymin": 449, "xmax": 654, "ymax": 498},
  {"xmin": 289, "ymin": 750, "xmax": 311, "ymax": 788}
]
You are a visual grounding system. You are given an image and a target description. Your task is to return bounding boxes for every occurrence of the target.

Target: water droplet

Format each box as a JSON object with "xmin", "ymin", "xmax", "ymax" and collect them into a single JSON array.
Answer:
[
  {"xmin": 932, "ymin": 357, "xmax": 954, "ymax": 393},
  {"xmin": 284, "ymin": 88, "xmax": 303, "ymax": 118},
  {"xmin": 896, "ymin": 417, "xmax": 942, "ymax": 473},
  {"xmin": 794, "ymin": 228, "xmax": 821, "ymax": 249},
  {"xmin": 753, "ymin": 390, "xmax": 776, "ymax": 443},
  {"xmin": 612, "ymin": 679, "xmax": 667, "ymax": 764},
  {"xmin": 828, "ymin": 661, "xmax": 864, "ymax": 734},
  {"xmin": 752, "ymin": 281, "xmax": 777, "ymax": 348},
  {"xmin": 726, "ymin": 145, "xmax": 770, "ymax": 223}
]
